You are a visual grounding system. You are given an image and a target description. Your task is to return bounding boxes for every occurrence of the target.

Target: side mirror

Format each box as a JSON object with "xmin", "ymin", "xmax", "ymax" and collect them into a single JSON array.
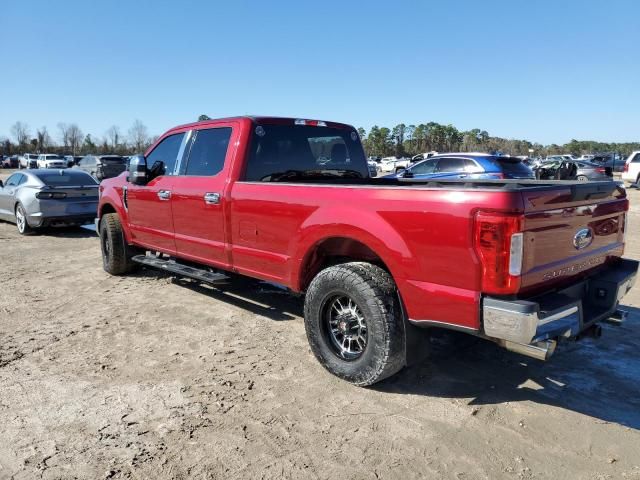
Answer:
[
  {"xmin": 128, "ymin": 155, "xmax": 148, "ymax": 185},
  {"xmin": 396, "ymin": 168, "xmax": 406, "ymax": 176}
]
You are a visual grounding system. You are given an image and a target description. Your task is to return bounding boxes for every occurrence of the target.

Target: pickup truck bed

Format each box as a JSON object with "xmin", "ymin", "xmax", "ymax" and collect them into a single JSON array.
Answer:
[{"xmin": 96, "ymin": 116, "xmax": 638, "ymax": 386}]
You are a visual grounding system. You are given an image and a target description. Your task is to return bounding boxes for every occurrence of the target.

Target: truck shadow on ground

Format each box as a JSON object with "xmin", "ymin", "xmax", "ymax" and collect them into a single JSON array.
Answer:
[
  {"xmin": 377, "ymin": 306, "xmax": 640, "ymax": 429},
  {"xmin": 136, "ymin": 270, "xmax": 304, "ymax": 321},
  {"xmin": 134, "ymin": 269, "xmax": 640, "ymax": 429}
]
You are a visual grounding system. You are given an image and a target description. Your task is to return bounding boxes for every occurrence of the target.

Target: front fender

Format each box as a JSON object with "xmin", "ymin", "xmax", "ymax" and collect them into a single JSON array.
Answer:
[{"xmin": 98, "ymin": 184, "xmax": 132, "ymax": 243}]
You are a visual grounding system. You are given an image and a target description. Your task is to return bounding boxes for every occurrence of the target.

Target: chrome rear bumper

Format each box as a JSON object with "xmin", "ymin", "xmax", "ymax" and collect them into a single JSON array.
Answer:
[{"xmin": 482, "ymin": 258, "xmax": 638, "ymax": 358}]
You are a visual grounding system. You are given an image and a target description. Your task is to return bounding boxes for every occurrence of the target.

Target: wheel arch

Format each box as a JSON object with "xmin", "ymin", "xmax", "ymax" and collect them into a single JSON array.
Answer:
[{"xmin": 292, "ymin": 209, "xmax": 412, "ymax": 292}]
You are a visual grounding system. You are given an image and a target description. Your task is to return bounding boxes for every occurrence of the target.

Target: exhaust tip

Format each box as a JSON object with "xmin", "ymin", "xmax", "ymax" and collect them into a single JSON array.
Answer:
[
  {"xmin": 603, "ymin": 309, "xmax": 627, "ymax": 326},
  {"xmin": 504, "ymin": 339, "xmax": 556, "ymax": 361}
]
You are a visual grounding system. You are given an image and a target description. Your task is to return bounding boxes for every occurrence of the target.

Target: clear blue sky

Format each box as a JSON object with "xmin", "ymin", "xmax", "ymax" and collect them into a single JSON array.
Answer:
[{"xmin": 1, "ymin": 0, "xmax": 638, "ymax": 145}]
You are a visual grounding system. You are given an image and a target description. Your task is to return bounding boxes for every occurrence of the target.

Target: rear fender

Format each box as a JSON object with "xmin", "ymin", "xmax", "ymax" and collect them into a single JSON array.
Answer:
[{"xmin": 291, "ymin": 206, "xmax": 411, "ymax": 291}]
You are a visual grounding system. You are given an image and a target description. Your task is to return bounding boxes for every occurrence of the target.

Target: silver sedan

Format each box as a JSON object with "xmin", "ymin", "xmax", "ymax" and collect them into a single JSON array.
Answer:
[{"xmin": 0, "ymin": 169, "xmax": 99, "ymax": 235}]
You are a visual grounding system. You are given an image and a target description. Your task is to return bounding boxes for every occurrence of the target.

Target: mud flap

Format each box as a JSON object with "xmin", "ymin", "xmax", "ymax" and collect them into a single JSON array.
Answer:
[{"xmin": 403, "ymin": 317, "xmax": 431, "ymax": 366}]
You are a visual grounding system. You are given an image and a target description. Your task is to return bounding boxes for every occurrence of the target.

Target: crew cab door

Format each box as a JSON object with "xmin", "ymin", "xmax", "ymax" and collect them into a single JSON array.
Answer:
[
  {"xmin": 170, "ymin": 124, "xmax": 235, "ymax": 268},
  {"xmin": 126, "ymin": 132, "xmax": 186, "ymax": 254}
]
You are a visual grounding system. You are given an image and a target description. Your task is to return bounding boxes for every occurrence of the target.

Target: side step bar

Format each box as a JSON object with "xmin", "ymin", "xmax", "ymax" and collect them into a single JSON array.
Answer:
[{"xmin": 132, "ymin": 255, "xmax": 229, "ymax": 284}]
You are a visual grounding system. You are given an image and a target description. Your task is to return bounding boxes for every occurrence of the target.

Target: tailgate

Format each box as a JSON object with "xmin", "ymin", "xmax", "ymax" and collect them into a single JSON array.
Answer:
[{"xmin": 519, "ymin": 182, "xmax": 627, "ymax": 291}]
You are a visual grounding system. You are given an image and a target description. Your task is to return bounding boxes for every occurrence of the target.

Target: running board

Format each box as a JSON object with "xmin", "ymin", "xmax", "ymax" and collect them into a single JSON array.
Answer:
[{"xmin": 132, "ymin": 255, "xmax": 229, "ymax": 284}]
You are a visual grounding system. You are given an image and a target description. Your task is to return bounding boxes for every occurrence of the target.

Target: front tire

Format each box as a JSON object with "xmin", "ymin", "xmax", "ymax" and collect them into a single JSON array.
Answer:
[
  {"xmin": 577, "ymin": 175, "xmax": 589, "ymax": 182},
  {"xmin": 100, "ymin": 213, "xmax": 137, "ymax": 275},
  {"xmin": 15, "ymin": 203, "xmax": 35, "ymax": 235},
  {"xmin": 304, "ymin": 262, "xmax": 405, "ymax": 386}
]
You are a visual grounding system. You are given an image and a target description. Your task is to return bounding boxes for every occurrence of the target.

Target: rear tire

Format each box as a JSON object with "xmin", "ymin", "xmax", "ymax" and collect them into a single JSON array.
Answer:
[
  {"xmin": 15, "ymin": 203, "xmax": 35, "ymax": 235},
  {"xmin": 304, "ymin": 262, "xmax": 405, "ymax": 386},
  {"xmin": 100, "ymin": 213, "xmax": 137, "ymax": 275}
]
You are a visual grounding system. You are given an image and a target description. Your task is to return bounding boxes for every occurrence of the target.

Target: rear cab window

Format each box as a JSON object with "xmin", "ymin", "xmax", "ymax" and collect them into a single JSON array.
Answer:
[{"xmin": 244, "ymin": 122, "xmax": 368, "ymax": 182}]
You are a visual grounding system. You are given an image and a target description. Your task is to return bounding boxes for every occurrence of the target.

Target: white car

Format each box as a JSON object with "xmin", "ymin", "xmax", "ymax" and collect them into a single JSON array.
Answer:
[
  {"xmin": 19, "ymin": 153, "xmax": 39, "ymax": 169},
  {"xmin": 377, "ymin": 156, "xmax": 399, "ymax": 173},
  {"xmin": 621, "ymin": 151, "xmax": 640, "ymax": 184},
  {"xmin": 37, "ymin": 154, "xmax": 67, "ymax": 169}
]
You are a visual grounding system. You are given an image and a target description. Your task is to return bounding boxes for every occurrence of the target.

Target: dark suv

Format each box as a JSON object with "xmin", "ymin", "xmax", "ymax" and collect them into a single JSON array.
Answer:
[{"xmin": 74, "ymin": 155, "xmax": 127, "ymax": 180}]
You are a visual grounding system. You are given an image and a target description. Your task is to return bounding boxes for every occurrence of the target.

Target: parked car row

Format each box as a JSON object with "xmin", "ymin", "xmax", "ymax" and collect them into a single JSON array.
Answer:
[{"xmin": 7, "ymin": 153, "xmax": 130, "ymax": 181}]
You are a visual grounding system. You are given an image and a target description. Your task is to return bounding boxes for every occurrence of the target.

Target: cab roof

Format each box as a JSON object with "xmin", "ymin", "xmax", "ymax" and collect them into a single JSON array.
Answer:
[{"xmin": 168, "ymin": 116, "xmax": 355, "ymax": 133}]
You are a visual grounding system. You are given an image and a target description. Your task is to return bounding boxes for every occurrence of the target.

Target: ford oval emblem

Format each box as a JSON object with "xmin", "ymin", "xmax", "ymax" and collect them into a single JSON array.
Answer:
[{"xmin": 573, "ymin": 228, "xmax": 593, "ymax": 250}]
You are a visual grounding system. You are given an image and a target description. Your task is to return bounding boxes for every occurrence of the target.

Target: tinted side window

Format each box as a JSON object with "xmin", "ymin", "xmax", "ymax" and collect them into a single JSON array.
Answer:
[
  {"xmin": 411, "ymin": 159, "xmax": 436, "ymax": 174},
  {"xmin": 183, "ymin": 128, "xmax": 232, "ymax": 176},
  {"xmin": 5, "ymin": 174, "xmax": 21, "ymax": 186},
  {"xmin": 435, "ymin": 158, "xmax": 466, "ymax": 172},
  {"xmin": 146, "ymin": 133, "xmax": 185, "ymax": 176},
  {"xmin": 464, "ymin": 159, "xmax": 483, "ymax": 172},
  {"xmin": 632, "ymin": 153, "xmax": 640, "ymax": 163}
]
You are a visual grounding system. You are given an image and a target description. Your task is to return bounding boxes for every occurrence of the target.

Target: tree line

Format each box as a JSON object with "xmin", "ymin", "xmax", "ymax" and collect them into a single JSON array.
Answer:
[
  {"xmin": 0, "ymin": 120, "xmax": 156, "ymax": 157},
  {"xmin": 357, "ymin": 122, "xmax": 640, "ymax": 158},
  {"xmin": 3, "ymin": 118, "xmax": 639, "ymax": 159}
]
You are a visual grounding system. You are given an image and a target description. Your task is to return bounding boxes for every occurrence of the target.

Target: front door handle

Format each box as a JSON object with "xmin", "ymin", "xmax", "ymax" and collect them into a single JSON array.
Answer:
[
  {"xmin": 157, "ymin": 190, "xmax": 171, "ymax": 201},
  {"xmin": 203, "ymin": 192, "xmax": 220, "ymax": 204}
]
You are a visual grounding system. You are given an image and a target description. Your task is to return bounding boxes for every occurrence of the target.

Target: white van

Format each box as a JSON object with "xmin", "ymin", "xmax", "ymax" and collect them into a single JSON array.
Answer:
[{"xmin": 622, "ymin": 151, "xmax": 640, "ymax": 184}]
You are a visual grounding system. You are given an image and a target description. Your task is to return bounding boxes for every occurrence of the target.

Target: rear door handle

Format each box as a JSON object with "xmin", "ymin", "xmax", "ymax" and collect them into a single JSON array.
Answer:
[
  {"xmin": 204, "ymin": 192, "xmax": 220, "ymax": 205},
  {"xmin": 157, "ymin": 190, "xmax": 171, "ymax": 201}
]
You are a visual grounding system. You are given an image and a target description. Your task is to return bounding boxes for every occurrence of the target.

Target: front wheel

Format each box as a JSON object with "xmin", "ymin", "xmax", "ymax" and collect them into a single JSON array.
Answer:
[
  {"xmin": 577, "ymin": 175, "xmax": 589, "ymax": 182},
  {"xmin": 100, "ymin": 213, "xmax": 138, "ymax": 275},
  {"xmin": 304, "ymin": 262, "xmax": 405, "ymax": 386}
]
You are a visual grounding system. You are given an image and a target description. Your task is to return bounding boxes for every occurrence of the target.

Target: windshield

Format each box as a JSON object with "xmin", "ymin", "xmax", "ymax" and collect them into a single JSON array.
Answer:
[
  {"xmin": 44, "ymin": 155, "xmax": 64, "ymax": 160},
  {"xmin": 34, "ymin": 171, "xmax": 98, "ymax": 186},
  {"xmin": 245, "ymin": 124, "xmax": 368, "ymax": 182}
]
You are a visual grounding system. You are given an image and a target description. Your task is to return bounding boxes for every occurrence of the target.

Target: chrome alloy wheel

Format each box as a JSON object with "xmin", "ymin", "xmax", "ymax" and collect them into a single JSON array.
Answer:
[
  {"xmin": 15, "ymin": 206, "xmax": 26, "ymax": 233},
  {"xmin": 323, "ymin": 295, "xmax": 368, "ymax": 360}
]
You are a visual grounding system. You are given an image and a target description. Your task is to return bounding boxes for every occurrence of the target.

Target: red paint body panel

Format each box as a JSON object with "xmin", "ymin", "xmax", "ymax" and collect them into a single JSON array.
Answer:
[{"xmin": 97, "ymin": 116, "xmax": 629, "ymax": 333}]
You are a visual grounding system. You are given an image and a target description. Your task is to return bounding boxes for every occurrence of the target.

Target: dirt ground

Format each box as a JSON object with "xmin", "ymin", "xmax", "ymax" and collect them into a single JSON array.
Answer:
[{"xmin": 1, "ymin": 171, "xmax": 640, "ymax": 480}]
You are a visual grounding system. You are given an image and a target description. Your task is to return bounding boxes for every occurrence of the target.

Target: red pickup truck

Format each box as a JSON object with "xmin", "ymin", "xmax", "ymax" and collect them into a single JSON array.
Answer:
[{"xmin": 97, "ymin": 116, "xmax": 638, "ymax": 385}]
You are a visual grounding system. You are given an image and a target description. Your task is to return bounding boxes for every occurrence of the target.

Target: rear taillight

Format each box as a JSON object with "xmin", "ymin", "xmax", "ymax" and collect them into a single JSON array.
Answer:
[
  {"xmin": 624, "ymin": 163, "xmax": 629, "ymax": 173},
  {"xmin": 473, "ymin": 212, "xmax": 524, "ymax": 295},
  {"xmin": 596, "ymin": 167, "xmax": 605, "ymax": 174},
  {"xmin": 36, "ymin": 192, "xmax": 67, "ymax": 199}
]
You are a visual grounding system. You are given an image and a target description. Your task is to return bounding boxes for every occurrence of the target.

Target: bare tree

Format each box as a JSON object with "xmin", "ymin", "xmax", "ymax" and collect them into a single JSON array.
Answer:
[
  {"xmin": 58, "ymin": 122, "xmax": 71, "ymax": 151},
  {"xmin": 68, "ymin": 124, "xmax": 83, "ymax": 155},
  {"xmin": 106, "ymin": 125, "xmax": 121, "ymax": 151},
  {"xmin": 11, "ymin": 121, "xmax": 30, "ymax": 149},
  {"xmin": 36, "ymin": 126, "xmax": 53, "ymax": 152},
  {"xmin": 128, "ymin": 119, "xmax": 149, "ymax": 153}
]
